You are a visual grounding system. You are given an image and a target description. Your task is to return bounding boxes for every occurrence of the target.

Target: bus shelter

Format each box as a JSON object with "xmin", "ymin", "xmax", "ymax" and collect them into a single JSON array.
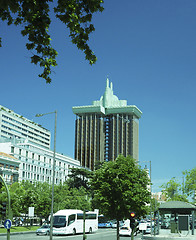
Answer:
[{"xmin": 158, "ymin": 201, "xmax": 196, "ymax": 235}]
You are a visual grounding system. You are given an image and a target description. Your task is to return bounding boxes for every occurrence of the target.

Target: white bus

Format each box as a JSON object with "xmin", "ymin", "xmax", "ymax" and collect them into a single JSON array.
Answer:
[{"xmin": 52, "ymin": 209, "xmax": 98, "ymax": 235}]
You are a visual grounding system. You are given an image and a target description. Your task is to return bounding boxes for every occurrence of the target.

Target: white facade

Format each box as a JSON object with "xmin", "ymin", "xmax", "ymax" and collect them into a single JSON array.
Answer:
[
  {"xmin": 0, "ymin": 105, "xmax": 51, "ymax": 149},
  {"xmin": 0, "ymin": 152, "xmax": 20, "ymax": 184},
  {"xmin": 0, "ymin": 104, "xmax": 82, "ymax": 184},
  {"xmin": 0, "ymin": 139, "xmax": 80, "ymax": 184}
]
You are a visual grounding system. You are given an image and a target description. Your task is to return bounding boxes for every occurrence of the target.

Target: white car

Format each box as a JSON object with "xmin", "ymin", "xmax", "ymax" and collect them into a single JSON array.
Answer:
[
  {"xmin": 119, "ymin": 226, "xmax": 132, "ymax": 236},
  {"xmin": 111, "ymin": 220, "xmax": 124, "ymax": 228},
  {"xmin": 36, "ymin": 224, "xmax": 50, "ymax": 235}
]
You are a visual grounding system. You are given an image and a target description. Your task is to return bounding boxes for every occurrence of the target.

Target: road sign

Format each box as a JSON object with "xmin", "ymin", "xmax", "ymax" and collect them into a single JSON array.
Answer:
[
  {"xmin": 4, "ymin": 219, "xmax": 12, "ymax": 229},
  {"xmin": 28, "ymin": 207, "xmax": 34, "ymax": 217}
]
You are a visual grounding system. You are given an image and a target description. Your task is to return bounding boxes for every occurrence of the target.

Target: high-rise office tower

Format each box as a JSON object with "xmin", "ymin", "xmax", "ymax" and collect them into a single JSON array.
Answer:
[{"xmin": 72, "ymin": 78, "xmax": 142, "ymax": 170}]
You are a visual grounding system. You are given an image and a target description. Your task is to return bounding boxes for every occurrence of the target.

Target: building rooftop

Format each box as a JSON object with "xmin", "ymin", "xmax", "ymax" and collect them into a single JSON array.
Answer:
[
  {"xmin": 72, "ymin": 78, "xmax": 142, "ymax": 118},
  {"xmin": 0, "ymin": 105, "xmax": 50, "ymax": 132}
]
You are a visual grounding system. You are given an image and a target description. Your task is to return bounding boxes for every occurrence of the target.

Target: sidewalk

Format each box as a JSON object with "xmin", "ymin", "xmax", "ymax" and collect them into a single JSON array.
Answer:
[
  {"xmin": 143, "ymin": 229, "xmax": 196, "ymax": 239},
  {"xmin": 0, "ymin": 231, "xmax": 35, "ymax": 236}
]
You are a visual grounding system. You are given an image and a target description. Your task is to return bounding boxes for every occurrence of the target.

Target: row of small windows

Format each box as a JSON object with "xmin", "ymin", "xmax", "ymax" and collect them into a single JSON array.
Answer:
[
  {"xmin": 0, "ymin": 163, "xmax": 19, "ymax": 170},
  {"xmin": 22, "ymin": 171, "xmax": 64, "ymax": 184},
  {"xmin": 2, "ymin": 115, "xmax": 50, "ymax": 138},
  {"xmin": 11, "ymin": 146, "xmax": 71, "ymax": 169},
  {"xmin": 22, "ymin": 171, "xmax": 50, "ymax": 182},
  {"xmin": 23, "ymin": 163, "xmax": 52, "ymax": 175},
  {"xmin": 2, "ymin": 120, "xmax": 50, "ymax": 142},
  {"xmin": 22, "ymin": 162, "xmax": 69, "ymax": 177},
  {"xmin": 1, "ymin": 129, "xmax": 50, "ymax": 147}
]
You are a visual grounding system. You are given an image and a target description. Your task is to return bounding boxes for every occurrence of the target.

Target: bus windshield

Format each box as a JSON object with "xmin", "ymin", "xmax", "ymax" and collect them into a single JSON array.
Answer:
[{"xmin": 53, "ymin": 216, "xmax": 66, "ymax": 228}]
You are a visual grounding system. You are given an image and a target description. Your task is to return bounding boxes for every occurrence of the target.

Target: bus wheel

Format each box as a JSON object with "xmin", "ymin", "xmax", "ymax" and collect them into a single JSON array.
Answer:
[
  {"xmin": 89, "ymin": 227, "xmax": 92, "ymax": 234},
  {"xmin": 72, "ymin": 229, "xmax": 76, "ymax": 235}
]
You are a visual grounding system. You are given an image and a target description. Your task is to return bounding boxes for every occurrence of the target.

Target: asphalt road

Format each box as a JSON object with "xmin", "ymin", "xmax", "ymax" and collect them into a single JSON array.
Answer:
[{"xmin": 0, "ymin": 228, "xmax": 143, "ymax": 240}]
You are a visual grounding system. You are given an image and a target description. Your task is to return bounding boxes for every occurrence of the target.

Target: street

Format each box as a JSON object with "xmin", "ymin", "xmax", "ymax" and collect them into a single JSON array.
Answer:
[{"xmin": 0, "ymin": 228, "xmax": 142, "ymax": 240}]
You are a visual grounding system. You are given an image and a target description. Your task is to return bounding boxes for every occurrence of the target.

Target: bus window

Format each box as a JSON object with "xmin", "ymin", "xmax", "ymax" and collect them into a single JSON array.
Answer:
[
  {"xmin": 86, "ymin": 214, "xmax": 97, "ymax": 219},
  {"xmin": 77, "ymin": 213, "xmax": 83, "ymax": 220},
  {"xmin": 77, "ymin": 213, "xmax": 97, "ymax": 220},
  {"xmin": 68, "ymin": 214, "xmax": 76, "ymax": 226},
  {"xmin": 53, "ymin": 216, "xmax": 66, "ymax": 228}
]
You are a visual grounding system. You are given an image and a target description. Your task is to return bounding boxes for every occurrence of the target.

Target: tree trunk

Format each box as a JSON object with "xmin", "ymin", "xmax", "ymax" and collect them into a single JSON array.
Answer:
[{"xmin": 131, "ymin": 230, "xmax": 134, "ymax": 240}]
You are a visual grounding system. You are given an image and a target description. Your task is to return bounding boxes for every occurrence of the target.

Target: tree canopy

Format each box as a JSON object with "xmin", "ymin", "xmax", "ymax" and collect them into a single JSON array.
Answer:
[
  {"xmin": 0, "ymin": 0, "xmax": 104, "ymax": 83},
  {"xmin": 90, "ymin": 155, "xmax": 151, "ymax": 240},
  {"xmin": 67, "ymin": 167, "xmax": 92, "ymax": 190},
  {"xmin": 183, "ymin": 167, "xmax": 196, "ymax": 202},
  {"xmin": 161, "ymin": 167, "xmax": 196, "ymax": 203},
  {"xmin": 0, "ymin": 180, "xmax": 91, "ymax": 221},
  {"xmin": 161, "ymin": 178, "xmax": 188, "ymax": 202}
]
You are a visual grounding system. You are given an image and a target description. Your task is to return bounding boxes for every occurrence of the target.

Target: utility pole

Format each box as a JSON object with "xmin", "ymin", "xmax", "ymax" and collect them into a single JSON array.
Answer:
[{"xmin": 36, "ymin": 110, "xmax": 57, "ymax": 240}]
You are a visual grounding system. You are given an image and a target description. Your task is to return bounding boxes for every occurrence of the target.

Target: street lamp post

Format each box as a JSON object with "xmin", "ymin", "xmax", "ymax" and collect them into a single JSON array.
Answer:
[
  {"xmin": 139, "ymin": 160, "xmax": 152, "ymax": 235},
  {"xmin": 35, "ymin": 110, "xmax": 57, "ymax": 240}
]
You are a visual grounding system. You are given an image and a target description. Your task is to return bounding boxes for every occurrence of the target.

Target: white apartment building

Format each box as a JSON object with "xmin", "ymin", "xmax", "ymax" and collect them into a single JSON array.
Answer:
[
  {"xmin": 0, "ymin": 139, "xmax": 80, "ymax": 184},
  {"xmin": 0, "ymin": 105, "xmax": 51, "ymax": 149},
  {"xmin": 0, "ymin": 105, "xmax": 81, "ymax": 184}
]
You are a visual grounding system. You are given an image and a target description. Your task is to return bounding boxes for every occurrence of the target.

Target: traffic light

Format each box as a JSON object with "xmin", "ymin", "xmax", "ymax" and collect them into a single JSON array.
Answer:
[
  {"xmin": 1, "ymin": 202, "xmax": 7, "ymax": 219},
  {"xmin": 130, "ymin": 212, "xmax": 136, "ymax": 229}
]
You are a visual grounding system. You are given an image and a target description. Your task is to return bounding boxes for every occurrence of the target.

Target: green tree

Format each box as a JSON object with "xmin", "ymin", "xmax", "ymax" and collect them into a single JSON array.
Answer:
[
  {"xmin": 19, "ymin": 181, "xmax": 39, "ymax": 213},
  {"xmin": 0, "ymin": 0, "xmax": 104, "ymax": 83},
  {"xmin": 9, "ymin": 182, "xmax": 26, "ymax": 217},
  {"xmin": 90, "ymin": 155, "xmax": 151, "ymax": 240},
  {"xmin": 67, "ymin": 167, "xmax": 92, "ymax": 191},
  {"xmin": 35, "ymin": 182, "xmax": 51, "ymax": 220},
  {"xmin": 161, "ymin": 178, "xmax": 188, "ymax": 202},
  {"xmin": 0, "ymin": 180, "xmax": 92, "ymax": 223},
  {"xmin": 148, "ymin": 198, "xmax": 159, "ymax": 214},
  {"xmin": 7, "ymin": 181, "xmax": 51, "ymax": 221},
  {"xmin": 0, "ymin": 184, "xmax": 7, "ymax": 219},
  {"xmin": 94, "ymin": 159, "xmax": 104, "ymax": 170},
  {"xmin": 183, "ymin": 167, "xmax": 196, "ymax": 203},
  {"xmin": 53, "ymin": 183, "xmax": 91, "ymax": 211}
]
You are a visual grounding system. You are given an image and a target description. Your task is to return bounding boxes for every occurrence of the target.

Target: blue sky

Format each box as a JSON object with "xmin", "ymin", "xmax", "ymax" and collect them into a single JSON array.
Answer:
[{"xmin": 1, "ymin": 0, "xmax": 196, "ymax": 192}]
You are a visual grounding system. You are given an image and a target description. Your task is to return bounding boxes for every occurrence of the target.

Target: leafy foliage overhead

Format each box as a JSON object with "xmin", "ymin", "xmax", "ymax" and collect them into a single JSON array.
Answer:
[{"xmin": 0, "ymin": 0, "xmax": 104, "ymax": 83}]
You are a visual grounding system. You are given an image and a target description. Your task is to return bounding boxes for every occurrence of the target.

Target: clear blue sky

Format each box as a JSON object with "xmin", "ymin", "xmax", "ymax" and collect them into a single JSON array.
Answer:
[{"xmin": 1, "ymin": 0, "xmax": 196, "ymax": 192}]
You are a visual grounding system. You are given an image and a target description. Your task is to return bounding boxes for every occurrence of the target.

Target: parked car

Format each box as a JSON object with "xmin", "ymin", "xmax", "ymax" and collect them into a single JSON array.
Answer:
[
  {"xmin": 144, "ymin": 225, "xmax": 152, "ymax": 234},
  {"xmin": 111, "ymin": 220, "xmax": 124, "ymax": 228},
  {"xmin": 119, "ymin": 226, "xmax": 132, "ymax": 236},
  {"xmin": 144, "ymin": 224, "xmax": 158, "ymax": 235},
  {"xmin": 98, "ymin": 222, "xmax": 107, "ymax": 228},
  {"xmin": 111, "ymin": 221, "xmax": 117, "ymax": 228},
  {"xmin": 36, "ymin": 224, "xmax": 50, "ymax": 235},
  {"xmin": 106, "ymin": 221, "xmax": 112, "ymax": 227},
  {"xmin": 98, "ymin": 221, "xmax": 112, "ymax": 228}
]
